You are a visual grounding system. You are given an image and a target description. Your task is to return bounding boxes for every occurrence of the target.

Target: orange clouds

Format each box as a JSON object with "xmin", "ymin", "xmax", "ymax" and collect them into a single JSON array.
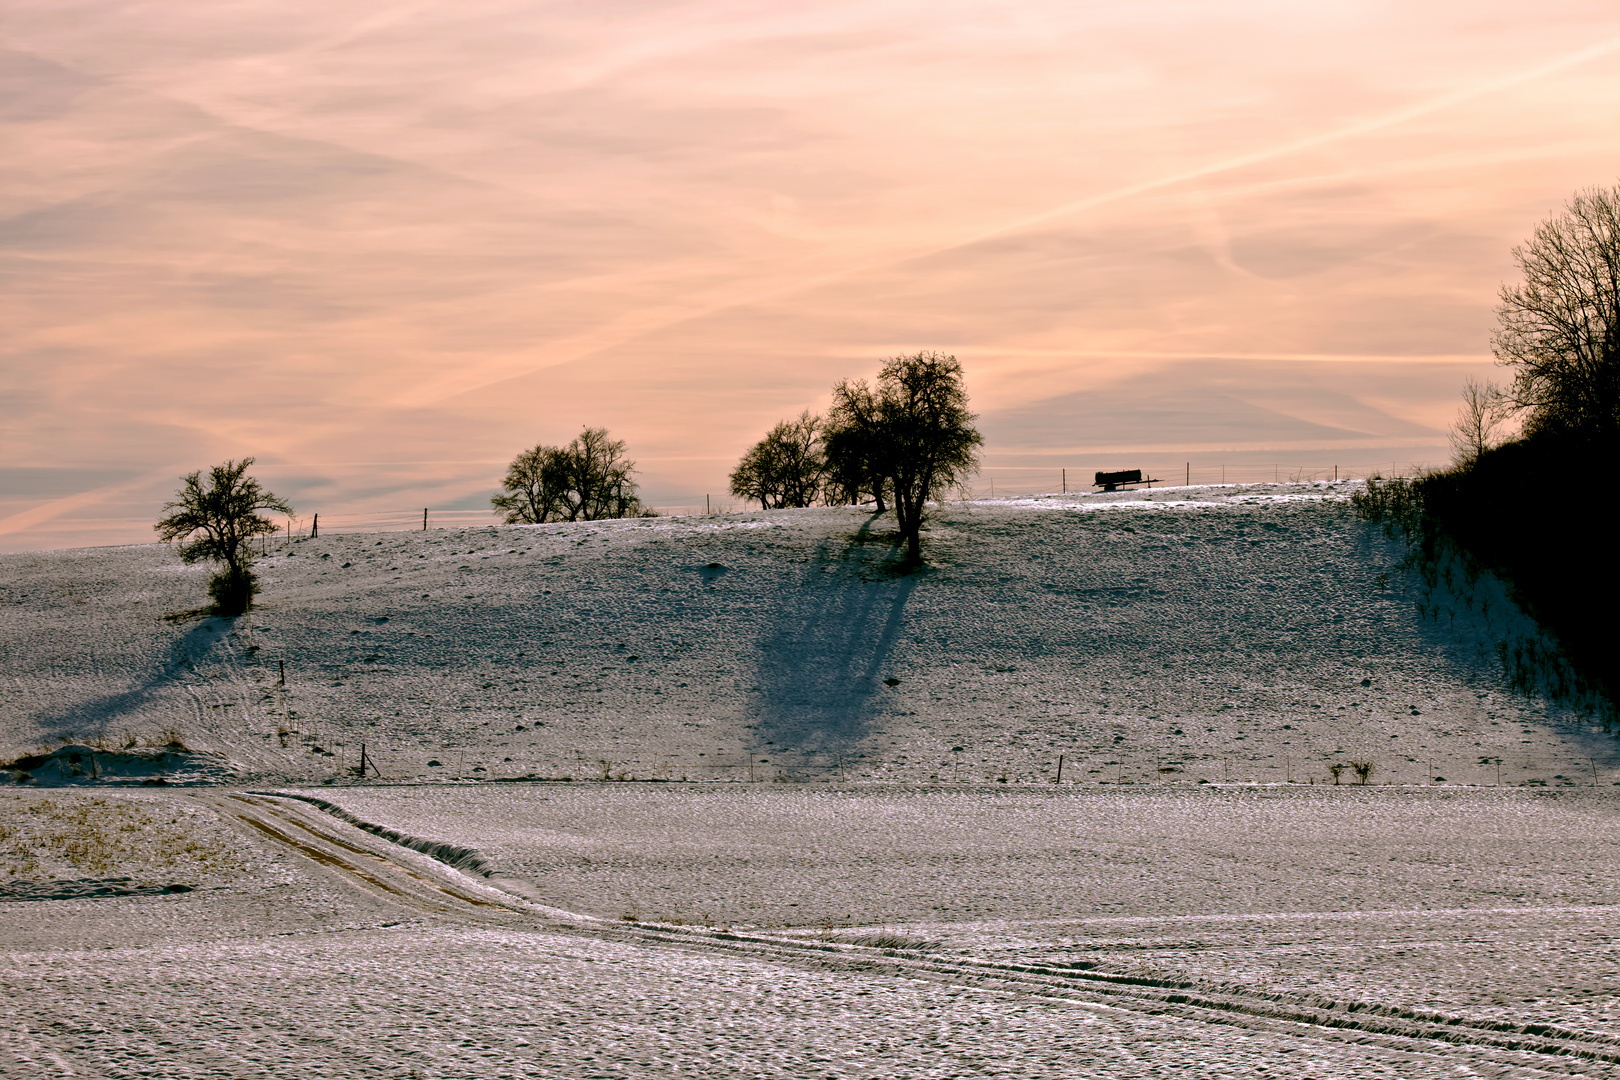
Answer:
[{"xmin": 4, "ymin": 1, "xmax": 1620, "ymax": 548}]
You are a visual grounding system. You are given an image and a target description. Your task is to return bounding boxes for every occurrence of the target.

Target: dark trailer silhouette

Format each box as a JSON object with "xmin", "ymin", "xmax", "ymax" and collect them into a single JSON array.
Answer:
[{"xmin": 1093, "ymin": 469, "xmax": 1159, "ymax": 492}]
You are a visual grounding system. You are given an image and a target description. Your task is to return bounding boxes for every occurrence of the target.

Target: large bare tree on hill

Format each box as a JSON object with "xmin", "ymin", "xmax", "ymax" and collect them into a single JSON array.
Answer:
[
  {"xmin": 832, "ymin": 352, "xmax": 980, "ymax": 565},
  {"xmin": 1493, "ymin": 182, "xmax": 1620, "ymax": 440},
  {"xmin": 725, "ymin": 352, "xmax": 979, "ymax": 564}
]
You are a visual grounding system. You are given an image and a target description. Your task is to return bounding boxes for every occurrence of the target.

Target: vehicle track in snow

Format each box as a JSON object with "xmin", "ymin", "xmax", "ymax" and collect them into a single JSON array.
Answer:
[
  {"xmin": 200, "ymin": 793, "xmax": 551, "ymax": 924},
  {"xmin": 222, "ymin": 790, "xmax": 1620, "ymax": 1076}
]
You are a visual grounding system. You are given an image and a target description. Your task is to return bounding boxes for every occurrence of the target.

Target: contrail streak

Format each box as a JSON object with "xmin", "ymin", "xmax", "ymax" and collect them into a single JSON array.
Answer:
[
  {"xmin": 0, "ymin": 467, "xmax": 185, "ymax": 539},
  {"xmin": 396, "ymin": 32, "xmax": 1620, "ymax": 408}
]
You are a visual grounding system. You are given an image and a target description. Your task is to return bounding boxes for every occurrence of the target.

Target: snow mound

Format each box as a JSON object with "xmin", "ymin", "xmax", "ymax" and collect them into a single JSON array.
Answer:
[
  {"xmin": 254, "ymin": 790, "xmax": 495, "ymax": 876},
  {"xmin": 1, "ymin": 743, "xmax": 241, "ymax": 786}
]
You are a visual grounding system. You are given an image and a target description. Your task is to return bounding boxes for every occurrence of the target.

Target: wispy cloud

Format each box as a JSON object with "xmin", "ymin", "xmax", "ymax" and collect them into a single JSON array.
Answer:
[{"xmin": 5, "ymin": 1, "xmax": 1620, "ymax": 549}]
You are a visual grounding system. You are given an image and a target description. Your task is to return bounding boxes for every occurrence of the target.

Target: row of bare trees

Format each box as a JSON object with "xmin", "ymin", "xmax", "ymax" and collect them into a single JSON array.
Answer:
[{"xmin": 729, "ymin": 352, "xmax": 982, "ymax": 564}]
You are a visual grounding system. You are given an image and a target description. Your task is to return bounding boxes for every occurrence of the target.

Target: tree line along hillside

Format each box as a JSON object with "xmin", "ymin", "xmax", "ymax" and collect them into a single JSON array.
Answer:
[
  {"xmin": 1356, "ymin": 181, "xmax": 1620, "ymax": 713},
  {"xmin": 151, "ymin": 353, "xmax": 980, "ymax": 618},
  {"xmin": 147, "ymin": 180, "xmax": 1613, "ymax": 720}
]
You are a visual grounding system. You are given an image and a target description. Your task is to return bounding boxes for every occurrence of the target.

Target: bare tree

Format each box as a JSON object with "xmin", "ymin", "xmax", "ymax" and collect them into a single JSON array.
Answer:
[
  {"xmin": 560, "ymin": 427, "xmax": 642, "ymax": 520},
  {"xmin": 1493, "ymin": 182, "xmax": 1620, "ymax": 440},
  {"xmin": 154, "ymin": 458, "xmax": 292, "ymax": 616},
  {"xmin": 729, "ymin": 439, "xmax": 778, "ymax": 510},
  {"xmin": 828, "ymin": 353, "xmax": 980, "ymax": 565},
  {"xmin": 493, "ymin": 427, "xmax": 644, "ymax": 524},
  {"xmin": 1447, "ymin": 377, "xmax": 1512, "ymax": 466},
  {"xmin": 491, "ymin": 445, "xmax": 571, "ymax": 523},
  {"xmin": 823, "ymin": 380, "xmax": 890, "ymax": 511},
  {"xmin": 877, "ymin": 353, "xmax": 982, "ymax": 565},
  {"xmin": 729, "ymin": 411, "xmax": 824, "ymax": 509}
]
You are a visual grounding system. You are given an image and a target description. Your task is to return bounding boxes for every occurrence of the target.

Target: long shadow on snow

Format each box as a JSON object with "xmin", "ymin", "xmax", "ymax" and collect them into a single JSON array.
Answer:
[
  {"xmin": 751, "ymin": 515, "xmax": 917, "ymax": 758},
  {"xmin": 1354, "ymin": 523, "xmax": 1616, "ymax": 732},
  {"xmin": 25, "ymin": 616, "xmax": 244, "ymax": 738}
]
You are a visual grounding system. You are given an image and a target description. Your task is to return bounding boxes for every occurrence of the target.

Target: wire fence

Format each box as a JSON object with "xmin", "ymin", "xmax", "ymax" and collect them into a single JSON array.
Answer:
[
  {"xmin": 250, "ymin": 461, "xmax": 1430, "ymax": 541},
  {"xmin": 289, "ymin": 734, "xmax": 1613, "ymax": 789},
  {"xmin": 966, "ymin": 460, "xmax": 1438, "ymax": 499},
  {"xmin": 257, "ymin": 501, "xmax": 754, "ymax": 541}
]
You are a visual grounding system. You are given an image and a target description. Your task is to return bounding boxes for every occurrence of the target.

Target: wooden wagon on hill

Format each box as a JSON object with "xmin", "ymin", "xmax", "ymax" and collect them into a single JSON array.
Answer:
[{"xmin": 1093, "ymin": 469, "xmax": 1158, "ymax": 492}]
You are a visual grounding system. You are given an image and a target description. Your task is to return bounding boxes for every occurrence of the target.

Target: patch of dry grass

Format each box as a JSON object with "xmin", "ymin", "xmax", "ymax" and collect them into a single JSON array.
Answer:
[{"xmin": 0, "ymin": 794, "xmax": 241, "ymax": 878}]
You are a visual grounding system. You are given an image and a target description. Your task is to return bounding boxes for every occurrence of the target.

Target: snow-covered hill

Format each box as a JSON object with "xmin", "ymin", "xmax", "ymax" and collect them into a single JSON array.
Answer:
[{"xmin": 2, "ymin": 482, "xmax": 1608, "ymax": 787}]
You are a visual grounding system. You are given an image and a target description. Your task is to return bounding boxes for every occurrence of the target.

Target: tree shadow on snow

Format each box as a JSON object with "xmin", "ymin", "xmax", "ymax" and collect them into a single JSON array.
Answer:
[
  {"xmin": 25, "ymin": 616, "xmax": 244, "ymax": 741},
  {"xmin": 750, "ymin": 513, "xmax": 918, "ymax": 758}
]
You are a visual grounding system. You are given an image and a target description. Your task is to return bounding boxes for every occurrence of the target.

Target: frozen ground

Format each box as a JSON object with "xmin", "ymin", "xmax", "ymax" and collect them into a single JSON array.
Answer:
[
  {"xmin": 1, "ymin": 482, "xmax": 1611, "ymax": 786},
  {"xmin": 5, "ymin": 483, "xmax": 1620, "ymax": 1076},
  {"xmin": 315, "ymin": 784, "xmax": 1620, "ymax": 928},
  {"xmin": 4, "ymin": 786, "xmax": 1620, "ymax": 1078},
  {"xmin": 310, "ymin": 783, "xmax": 1620, "ymax": 1038}
]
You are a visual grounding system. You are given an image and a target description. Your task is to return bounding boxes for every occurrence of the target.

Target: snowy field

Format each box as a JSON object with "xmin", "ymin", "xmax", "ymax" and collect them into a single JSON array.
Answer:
[
  {"xmin": 317, "ymin": 782, "xmax": 1620, "ymax": 1032},
  {"xmin": 5, "ymin": 483, "xmax": 1620, "ymax": 1076},
  {"xmin": 1, "ymin": 482, "xmax": 1609, "ymax": 785},
  {"xmin": 4, "ymin": 784, "xmax": 1620, "ymax": 1077}
]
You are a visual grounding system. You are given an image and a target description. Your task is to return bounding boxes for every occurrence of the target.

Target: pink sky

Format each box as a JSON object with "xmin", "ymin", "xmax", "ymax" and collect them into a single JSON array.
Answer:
[{"xmin": 4, "ymin": 1, "xmax": 1620, "ymax": 549}]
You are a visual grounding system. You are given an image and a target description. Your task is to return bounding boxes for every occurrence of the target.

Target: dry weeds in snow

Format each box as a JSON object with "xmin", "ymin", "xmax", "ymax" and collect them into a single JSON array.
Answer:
[{"xmin": 0, "ymin": 793, "xmax": 241, "ymax": 879}]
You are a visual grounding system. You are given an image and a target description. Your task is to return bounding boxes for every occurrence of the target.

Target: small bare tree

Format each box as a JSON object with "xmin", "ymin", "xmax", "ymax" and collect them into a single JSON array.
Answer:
[
  {"xmin": 729, "ymin": 411, "xmax": 825, "ymax": 510},
  {"xmin": 1448, "ymin": 377, "xmax": 1511, "ymax": 466},
  {"xmin": 154, "ymin": 458, "xmax": 291, "ymax": 616},
  {"xmin": 491, "ymin": 445, "xmax": 571, "ymax": 524},
  {"xmin": 824, "ymin": 382, "xmax": 890, "ymax": 511},
  {"xmin": 560, "ymin": 427, "xmax": 642, "ymax": 521}
]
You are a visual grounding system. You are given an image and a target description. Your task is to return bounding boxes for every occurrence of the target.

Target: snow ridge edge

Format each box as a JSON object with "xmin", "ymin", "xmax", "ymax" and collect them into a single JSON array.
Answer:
[{"xmin": 248, "ymin": 790, "xmax": 495, "ymax": 877}]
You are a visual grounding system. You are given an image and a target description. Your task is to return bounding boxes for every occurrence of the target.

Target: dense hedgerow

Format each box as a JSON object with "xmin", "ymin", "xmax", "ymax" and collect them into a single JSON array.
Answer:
[{"xmin": 1353, "ymin": 431, "xmax": 1617, "ymax": 714}]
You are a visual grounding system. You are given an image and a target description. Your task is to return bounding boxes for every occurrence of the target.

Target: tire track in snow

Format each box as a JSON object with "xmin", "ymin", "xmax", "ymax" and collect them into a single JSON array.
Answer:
[
  {"xmin": 201, "ymin": 794, "xmax": 532, "ymax": 922},
  {"xmin": 227, "ymin": 790, "xmax": 1620, "ymax": 1074},
  {"xmin": 605, "ymin": 922, "xmax": 1620, "ymax": 1071}
]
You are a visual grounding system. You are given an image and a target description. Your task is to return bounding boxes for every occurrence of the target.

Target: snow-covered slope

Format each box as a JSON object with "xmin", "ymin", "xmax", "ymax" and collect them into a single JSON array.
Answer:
[{"xmin": 1, "ymin": 482, "xmax": 1608, "ymax": 786}]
